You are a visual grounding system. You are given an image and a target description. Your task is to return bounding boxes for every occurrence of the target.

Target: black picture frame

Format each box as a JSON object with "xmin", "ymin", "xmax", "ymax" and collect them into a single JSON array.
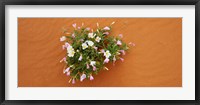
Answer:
[{"xmin": 0, "ymin": 0, "xmax": 200, "ymax": 105}]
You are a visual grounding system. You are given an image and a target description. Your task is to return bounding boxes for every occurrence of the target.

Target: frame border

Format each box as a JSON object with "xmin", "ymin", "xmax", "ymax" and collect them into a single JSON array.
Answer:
[{"xmin": 0, "ymin": 0, "xmax": 200, "ymax": 105}]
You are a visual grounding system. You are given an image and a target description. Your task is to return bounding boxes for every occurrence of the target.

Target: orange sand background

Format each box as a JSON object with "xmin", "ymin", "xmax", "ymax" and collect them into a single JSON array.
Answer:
[{"xmin": 18, "ymin": 18, "xmax": 182, "ymax": 87}]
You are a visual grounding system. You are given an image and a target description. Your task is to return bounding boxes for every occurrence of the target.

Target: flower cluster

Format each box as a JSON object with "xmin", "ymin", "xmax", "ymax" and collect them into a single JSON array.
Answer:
[{"xmin": 60, "ymin": 22, "xmax": 134, "ymax": 84}]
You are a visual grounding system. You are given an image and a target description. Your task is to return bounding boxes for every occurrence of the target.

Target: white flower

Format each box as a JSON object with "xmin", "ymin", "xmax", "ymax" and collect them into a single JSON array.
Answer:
[
  {"xmin": 78, "ymin": 54, "xmax": 82, "ymax": 61},
  {"xmin": 67, "ymin": 46, "xmax": 73, "ymax": 52},
  {"xmin": 88, "ymin": 33, "xmax": 94, "ymax": 38},
  {"xmin": 65, "ymin": 42, "xmax": 70, "ymax": 48},
  {"xmin": 103, "ymin": 26, "xmax": 110, "ymax": 30},
  {"xmin": 72, "ymin": 78, "xmax": 75, "ymax": 84},
  {"xmin": 90, "ymin": 61, "xmax": 96, "ymax": 66},
  {"xmin": 104, "ymin": 58, "xmax": 109, "ymax": 64},
  {"xmin": 80, "ymin": 74, "xmax": 86, "ymax": 82},
  {"xmin": 104, "ymin": 50, "xmax": 111, "ymax": 58},
  {"xmin": 63, "ymin": 65, "xmax": 73, "ymax": 74},
  {"xmin": 119, "ymin": 34, "xmax": 123, "ymax": 38},
  {"xmin": 88, "ymin": 33, "xmax": 93, "ymax": 38},
  {"xmin": 95, "ymin": 36, "xmax": 101, "ymax": 42},
  {"xmin": 60, "ymin": 36, "xmax": 66, "ymax": 42},
  {"xmin": 72, "ymin": 33, "xmax": 75, "ymax": 38},
  {"xmin": 63, "ymin": 42, "xmax": 70, "ymax": 50},
  {"xmin": 82, "ymin": 43, "xmax": 88, "ymax": 50},
  {"xmin": 90, "ymin": 75, "xmax": 94, "ymax": 80},
  {"xmin": 72, "ymin": 23, "xmax": 76, "ymax": 28},
  {"xmin": 63, "ymin": 67, "xmax": 70, "ymax": 74},
  {"xmin": 67, "ymin": 46, "xmax": 75, "ymax": 57},
  {"xmin": 67, "ymin": 71, "xmax": 70, "ymax": 76},
  {"xmin": 120, "ymin": 57, "xmax": 124, "ymax": 62},
  {"xmin": 68, "ymin": 51, "xmax": 75, "ymax": 57},
  {"xmin": 93, "ymin": 46, "xmax": 98, "ymax": 50},
  {"xmin": 117, "ymin": 40, "xmax": 122, "ymax": 45},
  {"xmin": 86, "ymin": 40, "xmax": 94, "ymax": 46},
  {"xmin": 88, "ymin": 33, "xmax": 96, "ymax": 38},
  {"xmin": 100, "ymin": 49, "xmax": 105, "ymax": 53},
  {"xmin": 85, "ymin": 27, "xmax": 90, "ymax": 31}
]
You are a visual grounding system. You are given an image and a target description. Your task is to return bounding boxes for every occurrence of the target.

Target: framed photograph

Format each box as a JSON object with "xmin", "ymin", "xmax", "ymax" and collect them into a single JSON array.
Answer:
[{"xmin": 1, "ymin": 0, "xmax": 200, "ymax": 105}]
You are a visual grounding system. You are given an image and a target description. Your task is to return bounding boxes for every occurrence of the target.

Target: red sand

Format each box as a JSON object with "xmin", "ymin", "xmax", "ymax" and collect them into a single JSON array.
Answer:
[{"xmin": 18, "ymin": 18, "xmax": 182, "ymax": 87}]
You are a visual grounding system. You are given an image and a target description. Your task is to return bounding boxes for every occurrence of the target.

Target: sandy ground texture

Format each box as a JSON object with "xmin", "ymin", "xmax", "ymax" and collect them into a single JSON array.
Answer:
[{"xmin": 18, "ymin": 18, "xmax": 182, "ymax": 87}]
